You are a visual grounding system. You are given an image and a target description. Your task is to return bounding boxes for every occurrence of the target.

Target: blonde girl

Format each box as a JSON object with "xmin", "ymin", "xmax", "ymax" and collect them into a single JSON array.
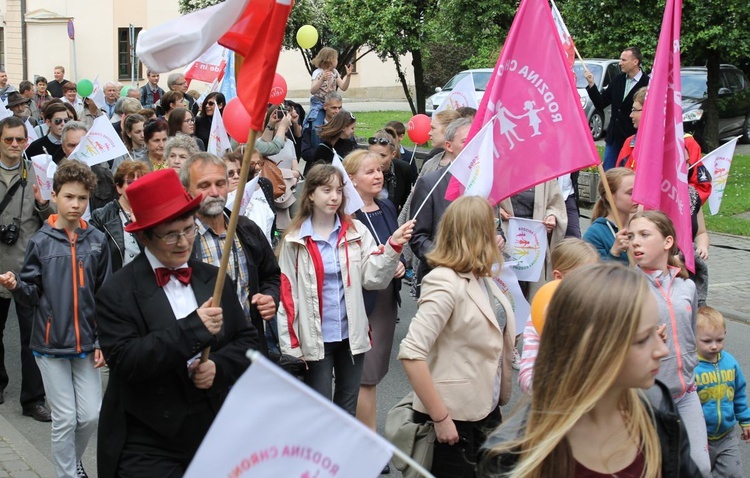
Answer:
[
  {"xmin": 480, "ymin": 263, "xmax": 702, "ymax": 477},
  {"xmin": 276, "ymin": 165, "xmax": 414, "ymax": 416},
  {"xmin": 399, "ymin": 196, "xmax": 515, "ymax": 477},
  {"xmin": 629, "ymin": 210, "xmax": 712, "ymax": 476},
  {"xmin": 582, "ymin": 167, "xmax": 638, "ymax": 264},
  {"xmin": 517, "ymin": 238, "xmax": 599, "ymax": 393},
  {"xmin": 309, "ymin": 47, "xmax": 353, "ymax": 123}
]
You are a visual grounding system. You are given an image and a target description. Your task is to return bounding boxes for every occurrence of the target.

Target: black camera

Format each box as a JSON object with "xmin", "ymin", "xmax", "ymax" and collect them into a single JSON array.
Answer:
[
  {"xmin": 274, "ymin": 106, "xmax": 286, "ymax": 121},
  {"xmin": 0, "ymin": 223, "xmax": 20, "ymax": 246}
]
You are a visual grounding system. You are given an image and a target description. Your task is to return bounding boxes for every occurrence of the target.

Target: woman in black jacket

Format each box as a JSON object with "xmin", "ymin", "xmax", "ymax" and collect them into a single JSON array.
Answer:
[
  {"xmin": 478, "ymin": 263, "xmax": 702, "ymax": 478},
  {"xmin": 194, "ymin": 92, "xmax": 225, "ymax": 147},
  {"xmin": 90, "ymin": 161, "xmax": 151, "ymax": 271}
]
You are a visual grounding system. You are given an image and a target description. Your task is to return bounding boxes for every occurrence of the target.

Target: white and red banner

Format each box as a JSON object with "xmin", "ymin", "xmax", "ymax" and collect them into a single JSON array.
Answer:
[
  {"xmin": 184, "ymin": 43, "xmax": 227, "ymax": 84},
  {"xmin": 90, "ymin": 77, "xmax": 106, "ymax": 110},
  {"xmin": 67, "ymin": 116, "xmax": 129, "ymax": 167},
  {"xmin": 631, "ymin": 0, "xmax": 693, "ymax": 271},
  {"xmin": 550, "ymin": 0, "xmax": 576, "ymax": 68},
  {"xmin": 25, "ymin": 119, "xmax": 38, "ymax": 144},
  {"xmin": 698, "ymin": 136, "xmax": 740, "ymax": 215},
  {"xmin": 507, "ymin": 218, "xmax": 549, "ymax": 282},
  {"xmin": 226, "ymin": 174, "xmax": 260, "ymax": 213},
  {"xmin": 137, "ymin": 0, "xmax": 250, "ymax": 73},
  {"xmin": 448, "ymin": 118, "xmax": 495, "ymax": 198},
  {"xmin": 30, "ymin": 154, "xmax": 55, "ymax": 200},
  {"xmin": 207, "ymin": 107, "xmax": 232, "ymax": 157},
  {"xmin": 446, "ymin": 0, "xmax": 599, "ymax": 205},
  {"xmin": 435, "ymin": 74, "xmax": 479, "ymax": 113},
  {"xmin": 185, "ymin": 352, "xmax": 394, "ymax": 477}
]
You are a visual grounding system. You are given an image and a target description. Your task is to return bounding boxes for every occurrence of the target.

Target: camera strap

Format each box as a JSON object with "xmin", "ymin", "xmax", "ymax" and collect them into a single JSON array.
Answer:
[{"xmin": 0, "ymin": 175, "xmax": 26, "ymax": 217}]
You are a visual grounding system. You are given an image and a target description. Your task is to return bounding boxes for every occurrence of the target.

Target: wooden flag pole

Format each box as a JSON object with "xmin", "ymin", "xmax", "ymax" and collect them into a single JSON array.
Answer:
[
  {"xmin": 574, "ymin": 46, "xmax": 589, "ymax": 73},
  {"xmin": 200, "ymin": 128, "xmax": 259, "ymax": 363},
  {"xmin": 596, "ymin": 164, "xmax": 634, "ymax": 266}
]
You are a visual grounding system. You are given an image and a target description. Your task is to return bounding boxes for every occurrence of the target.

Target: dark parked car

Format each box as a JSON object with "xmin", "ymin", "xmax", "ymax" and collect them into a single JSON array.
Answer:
[{"xmin": 681, "ymin": 65, "xmax": 750, "ymax": 150}]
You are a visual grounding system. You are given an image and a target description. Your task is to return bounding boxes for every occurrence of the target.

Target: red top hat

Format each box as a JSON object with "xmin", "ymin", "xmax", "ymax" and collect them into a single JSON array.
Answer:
[{"xmin": 124, "ymin": 168, "xmax": 202, "ymax": 233}]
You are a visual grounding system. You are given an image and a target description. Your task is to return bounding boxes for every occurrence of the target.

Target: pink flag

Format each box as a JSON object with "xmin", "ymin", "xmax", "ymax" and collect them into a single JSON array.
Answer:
[
  {"xmin": 446, "ymin": 0, "xmax": 599, "ymax": 205},
  {"xmin": 631, "ymin": 0, "xmax": 694, "ymax": 272}
]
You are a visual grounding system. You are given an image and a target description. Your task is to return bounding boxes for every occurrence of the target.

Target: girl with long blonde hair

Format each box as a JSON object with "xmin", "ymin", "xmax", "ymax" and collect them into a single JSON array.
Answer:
[{"xmin": 480, "ymin": 263, "xmax": 702, "ymax": 477}]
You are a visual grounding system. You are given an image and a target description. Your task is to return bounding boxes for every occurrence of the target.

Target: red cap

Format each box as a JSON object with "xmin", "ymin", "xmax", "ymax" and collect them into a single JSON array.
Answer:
[{"xmin": 124, "ymin": 168, "xmax": 201, "ymax": 232}]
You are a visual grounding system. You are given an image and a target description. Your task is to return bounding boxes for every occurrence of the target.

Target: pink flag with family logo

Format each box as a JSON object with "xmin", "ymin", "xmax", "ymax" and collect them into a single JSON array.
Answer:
[
  {"xmin": 631, "ymin": 0, "xmax": 694, "ymax": 272},
  {"xmin": 446, "ymin": 0, "xmax": 598, "ymax": 205}
]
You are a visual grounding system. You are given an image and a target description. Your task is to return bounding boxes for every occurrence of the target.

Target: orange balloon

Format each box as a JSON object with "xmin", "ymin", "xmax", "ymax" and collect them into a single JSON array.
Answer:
[{"xmin": 531, "ymin": 280, "xmax": 561, "ymax": 335}]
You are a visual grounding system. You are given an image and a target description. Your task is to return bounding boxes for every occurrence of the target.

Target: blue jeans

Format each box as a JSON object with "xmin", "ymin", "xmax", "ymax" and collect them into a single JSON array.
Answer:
[
  {"xmin": 603, "ymin": 142, "xmax": 620, "ymax": 171},
  {"xmin": 304, "ymin": 340, "xmax": 364, "ymax": 416}
]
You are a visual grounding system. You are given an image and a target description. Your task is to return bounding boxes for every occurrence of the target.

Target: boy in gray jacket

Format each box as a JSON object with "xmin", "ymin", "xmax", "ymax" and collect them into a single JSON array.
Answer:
[{"xmin": 0, "ymin": 159, "xmax": 111, "ymax": 478}]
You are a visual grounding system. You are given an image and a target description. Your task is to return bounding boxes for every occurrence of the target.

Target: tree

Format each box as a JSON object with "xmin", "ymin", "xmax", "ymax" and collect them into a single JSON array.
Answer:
[{"xmin": 558, "ymin": 0, "xmax": 750, "ymax": 150}]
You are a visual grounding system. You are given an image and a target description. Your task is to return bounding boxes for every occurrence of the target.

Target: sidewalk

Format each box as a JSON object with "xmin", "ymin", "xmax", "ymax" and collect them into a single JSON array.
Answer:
[
  {"xmin": 0, "ymin": 413, "xmax": 54, "ymax": 477},
  {"xmin": 705, "ymin": 232, "xmax": 750, "ymax": 322}
]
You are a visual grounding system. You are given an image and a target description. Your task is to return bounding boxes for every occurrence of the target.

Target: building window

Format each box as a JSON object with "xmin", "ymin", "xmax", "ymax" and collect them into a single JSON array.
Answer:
[{"xmin": 118, "ymin": 27, "xmax": 142, "ymax": 81}]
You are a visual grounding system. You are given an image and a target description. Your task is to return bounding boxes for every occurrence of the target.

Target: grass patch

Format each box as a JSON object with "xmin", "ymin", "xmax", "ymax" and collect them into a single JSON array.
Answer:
[
  {"xmin": 704, "ymin": 154, "xmax": 750, "ymax": 236},
  {"xmin": 351, "ymin": 111, "xmax": 417, "ymax": 147}
]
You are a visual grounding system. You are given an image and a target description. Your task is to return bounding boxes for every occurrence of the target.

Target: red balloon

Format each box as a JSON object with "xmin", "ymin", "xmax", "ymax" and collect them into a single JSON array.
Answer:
[
  {"xmin": 268, "ymin": 73, "xmax": 288, "ymax": 105},
  {"xmin": 223, "ymin": 98, "xmax": 253, "ymax": 141},
  {"xmin": 407, "ymin": 114, "xmax": 431, "ymax": 144}
]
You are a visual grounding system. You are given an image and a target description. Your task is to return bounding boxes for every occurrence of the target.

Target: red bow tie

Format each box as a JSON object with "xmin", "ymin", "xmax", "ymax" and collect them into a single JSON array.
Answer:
[{"xmin": 154, "ymin": 267, "xmax": 192, "ymax": 287}]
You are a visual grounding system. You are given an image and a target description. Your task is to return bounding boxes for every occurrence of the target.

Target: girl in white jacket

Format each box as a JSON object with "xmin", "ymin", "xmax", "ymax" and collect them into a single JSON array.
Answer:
[{"xmin": 276, "ymin": 164, "xmax": 414, "ymax": 415}]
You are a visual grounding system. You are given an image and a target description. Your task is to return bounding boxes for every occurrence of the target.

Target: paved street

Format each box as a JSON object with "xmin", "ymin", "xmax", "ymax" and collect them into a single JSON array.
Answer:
[{"xmin": 0, "ymin": 212, "xmax": 748, "ymax": 476}]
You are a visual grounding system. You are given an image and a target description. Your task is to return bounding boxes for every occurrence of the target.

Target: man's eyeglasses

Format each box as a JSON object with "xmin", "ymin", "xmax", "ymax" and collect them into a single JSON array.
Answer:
[
  {"xmin": 368, "ymin": 137, "xmax": 392, "ymax": 146},
  {"xmin": 152, "ymin": 226, "xmax": 198, "ymax": 245},
  {"xmin": 2, "ymin": 136, "xmax": 27, "ymax": 145},
  {"xmin": 631, "ymin": 107, "xmax": 643, "ymax": 113},
  {"xmin": 53, "ymin": 117, "xmax": 71, "ymax": 126}
]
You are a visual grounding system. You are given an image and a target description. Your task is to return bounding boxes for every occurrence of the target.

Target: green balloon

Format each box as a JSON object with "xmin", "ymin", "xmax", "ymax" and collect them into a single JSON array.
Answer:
[
  {"xmin": 120, "ymin": 85, "xmax": 131, "ymax": 97},
  {"xmin": 77, "ymin": 79, "xmax": 94, "ymax": 98}
]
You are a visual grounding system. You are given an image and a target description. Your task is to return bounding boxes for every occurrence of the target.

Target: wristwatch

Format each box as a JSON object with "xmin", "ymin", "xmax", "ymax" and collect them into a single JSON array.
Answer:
[{"xmin": 266, "ymin": 124, "xmax": 275, "ymax": 131}]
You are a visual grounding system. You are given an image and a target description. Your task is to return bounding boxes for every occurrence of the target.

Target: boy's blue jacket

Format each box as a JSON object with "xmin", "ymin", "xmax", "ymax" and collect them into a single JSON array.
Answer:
[
  {"xmin": 12, "ymin": 216, "xmax": 111, "ymax": 355},
  {"xmin": 696, "ymin": 351, "xmax": 750, "ymax": 440}
]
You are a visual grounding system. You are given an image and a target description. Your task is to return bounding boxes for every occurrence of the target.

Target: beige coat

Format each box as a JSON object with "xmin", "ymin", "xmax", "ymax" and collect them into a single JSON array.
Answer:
[
  {"xmin": 499, "ymin": 180, "xmax": 567, "ymax": 298},
  {"xmin": 399, "ymin": 267, "xmax": 516, "ymax": 422}
]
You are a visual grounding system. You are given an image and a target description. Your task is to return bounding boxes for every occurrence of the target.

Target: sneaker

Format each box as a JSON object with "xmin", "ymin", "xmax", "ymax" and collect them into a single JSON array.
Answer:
[
  {"xmin": 77, "ymin": 460, "xmax": 88, "ymax": 478},
  {"xmin": 512, "ymin": 348, "xmax": 521, "ymax": 371}
]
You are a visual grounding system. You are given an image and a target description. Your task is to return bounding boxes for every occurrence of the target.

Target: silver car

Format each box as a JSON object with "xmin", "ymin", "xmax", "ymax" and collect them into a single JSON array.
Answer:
[
  {"xmin": 425, "ymin": 69, "xmax": 493, "ymax": 116},
  {"xmin": 574, "ymin": 59, "xmax": 621, "ymax": 140}
]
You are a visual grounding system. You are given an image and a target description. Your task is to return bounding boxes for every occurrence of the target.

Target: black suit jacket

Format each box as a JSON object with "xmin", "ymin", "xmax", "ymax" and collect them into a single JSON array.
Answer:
[
  {"xmin": 586, "ymin": 71, "xmax": 650, "ymax": 150},
  {"xmin": 408, "ymin": 168, "xmax": 453, "ymax": 297},
  {"xmin": 95, "ymin": 255, "xmax": 259, "ymax": 478}
]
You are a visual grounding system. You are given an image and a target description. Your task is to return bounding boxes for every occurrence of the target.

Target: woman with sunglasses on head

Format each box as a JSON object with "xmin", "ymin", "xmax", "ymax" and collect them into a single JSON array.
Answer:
[
  {"xmin": 306, "ymin": 109, "xmax": 357, "ymax": 176},
  {"xmin": 367, "ymin": 130, "xmax": 412, "ymax": 213},
  {"xmin": 91, "ymin": 161, "xmax": 151, "ymax": 272},
  {"xmin": 142, "ymin": 119, "xmax": 169, "ymax": 171},
  {"xmin": 194, "ymin": 92, "xmax": 225, "ymax": 148},
  {"xmin": 167, "ymin": 107, "xmax": 205, "ymax": 151}
]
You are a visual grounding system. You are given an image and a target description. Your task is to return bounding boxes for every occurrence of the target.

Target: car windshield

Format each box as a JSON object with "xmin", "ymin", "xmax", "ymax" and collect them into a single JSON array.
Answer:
[
  {"xmin": 681, "ymin": 72, "xmax": 707, "ymax": 99},
  {"xmin": 473, "ymin": 72, "xmax": 492, "ymax": 91},
  {"xmin": 442, "ymin": 73, "xmax": 470, "ymax": 91},
  {"xmin": 573, "ymin": 63, "xmax": 602, "ymax": 88}
]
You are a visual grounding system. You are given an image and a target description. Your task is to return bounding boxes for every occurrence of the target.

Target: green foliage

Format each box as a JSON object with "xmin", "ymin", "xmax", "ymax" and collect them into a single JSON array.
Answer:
[
  {"xmin": 422, "ymin": 42, "xmax": 477, "ymax": 93},
  {"xmin": 353, "ymin": 111, "xmax": 416, "ymax": 146}
]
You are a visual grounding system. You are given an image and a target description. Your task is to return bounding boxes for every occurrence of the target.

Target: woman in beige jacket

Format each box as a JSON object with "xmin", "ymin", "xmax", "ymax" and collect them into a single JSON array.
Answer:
[{"xmin": 399, "ymin": 196, "xmax": 515, "ymax": 478}]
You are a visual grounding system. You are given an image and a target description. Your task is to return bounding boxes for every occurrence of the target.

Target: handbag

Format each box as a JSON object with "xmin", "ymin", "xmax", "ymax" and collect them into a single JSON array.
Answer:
[
  {"xmin": 259, "ymin": 159, "xmax": 286, "ymax": 199},
  {"xmin": 384, "ymin": 392, "xmax": 436, "ymax": 477}
]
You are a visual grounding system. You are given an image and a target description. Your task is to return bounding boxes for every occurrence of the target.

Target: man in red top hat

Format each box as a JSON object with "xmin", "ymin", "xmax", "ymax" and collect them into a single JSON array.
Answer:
[{"xmin": 94, "ymin": 168, "xmax": 259, "ymax": 478}]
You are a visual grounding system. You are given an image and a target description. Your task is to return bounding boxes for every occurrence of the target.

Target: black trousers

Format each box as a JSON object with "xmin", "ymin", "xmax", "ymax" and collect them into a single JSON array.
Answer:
[
  {"xmin": 414, "ymin": 406, "xmax": 502, "ymax": 478},
  {"xmin": 0, "ymin": 297, "xmax": 46, "ymax": 408}
]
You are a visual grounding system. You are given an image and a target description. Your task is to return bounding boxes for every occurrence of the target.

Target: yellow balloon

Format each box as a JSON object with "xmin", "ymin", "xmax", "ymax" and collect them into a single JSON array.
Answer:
[
  {"xmin": 530, "ymin": 280, "xmax": 561, "ymax": 335},
  {"xmin": 296, "ymin": 25, "xmax": 319, "ymax": 49}
]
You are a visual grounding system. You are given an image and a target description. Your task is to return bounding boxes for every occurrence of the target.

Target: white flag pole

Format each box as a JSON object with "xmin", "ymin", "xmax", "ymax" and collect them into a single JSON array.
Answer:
[{"xmin": 411, "ymin": 160, "xmax": 457, "ymax": 221}]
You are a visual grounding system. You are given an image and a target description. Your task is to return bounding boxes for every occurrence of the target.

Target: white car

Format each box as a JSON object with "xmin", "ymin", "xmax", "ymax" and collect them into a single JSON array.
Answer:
[
  {"xmin": 425, "ymin": 69, "xmax": 493, "ymax": 116},
  {"xmin": 573, "ymin": 59, "xmax": 621, "ymax": 140}
]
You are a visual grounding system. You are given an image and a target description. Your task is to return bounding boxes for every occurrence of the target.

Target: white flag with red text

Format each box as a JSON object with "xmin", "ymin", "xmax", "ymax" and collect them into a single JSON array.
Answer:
[
  {"xmin": 185, "ymin": 352, "xmax": 393, "ymax": 477},
  {"xmin": 207, "ymin": 107, "xmax": 232, "ymax": 157},
  {"xmin": 550, "ymin": 0, "xmax": 576, "ymax": 68},
  {"xmin": 700, "ymin": 137, "xmax": 739, "ymax": 215}
]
